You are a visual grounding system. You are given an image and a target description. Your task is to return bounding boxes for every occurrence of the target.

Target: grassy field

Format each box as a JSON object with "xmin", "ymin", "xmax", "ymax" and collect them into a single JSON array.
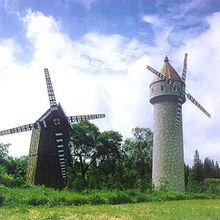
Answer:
[
  {"xmin": 0, "ymin": 199, "xmax": 220, "ymax": 220},
  {"xmin": 1, "ymin": 185, "xmax": 218, "ymax": 207}
]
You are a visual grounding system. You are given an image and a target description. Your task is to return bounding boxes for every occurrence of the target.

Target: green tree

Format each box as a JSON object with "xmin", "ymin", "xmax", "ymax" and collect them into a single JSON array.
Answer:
[
  {"xmin": 5, "ymin": 156, "xmax": 28, "ymax": 180},
  {"xmin": 184, "ymin": 164, "xmax": 191, "ymax": 187},
  {"xmin": 96, "ymin": 130, "xmax": 123, "ymax": 186},
  {"xmin": 190, "ymin": 150, "xmax": 204, "ymax": 183},
  {"xmin": 69, "ymin": 121, "xmax": 100, "ymax": 187},
  {"xmin": 122, "ymin": 127, "xmax": 153, "ymax": 188},
  {"xmin": 0, "ymin": 143, "xmax": 10, "ymax": 163}
]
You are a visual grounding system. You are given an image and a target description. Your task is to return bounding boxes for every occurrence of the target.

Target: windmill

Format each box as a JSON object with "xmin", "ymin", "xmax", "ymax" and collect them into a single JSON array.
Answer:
[
  {"xmin": 0, "ymin": 68, "xmax": 105, "ymax": 188},
  {"xmin": 147, "ymin": 54, "xmax": 210, "ymax": 192}
]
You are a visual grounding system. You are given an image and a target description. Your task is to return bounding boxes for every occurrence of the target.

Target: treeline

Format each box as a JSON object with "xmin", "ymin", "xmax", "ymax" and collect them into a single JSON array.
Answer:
[
  {"xmin": 185, "ymin": 150, "xmax": 220, "ymax": 192},
  {"xmin": 68, "ymin": 121, "xmax": 153, "ymax": 190},
  {"xmin": 0, "ymin": 143, "xmax": 27, "ymax": 186},
  {"xmin": 0, "ymin": 121, "xmax": 219, "ymax": 193}
]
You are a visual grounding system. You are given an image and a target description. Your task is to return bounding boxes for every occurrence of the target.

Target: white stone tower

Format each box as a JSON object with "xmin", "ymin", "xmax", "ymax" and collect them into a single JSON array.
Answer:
[{"xmin": 149, "ymin": 56, "xmax": 186, "ymax": 192}]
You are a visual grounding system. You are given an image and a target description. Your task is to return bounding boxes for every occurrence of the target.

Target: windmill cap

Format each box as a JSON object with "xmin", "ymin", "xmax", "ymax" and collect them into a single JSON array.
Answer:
[{"xmin": 152, "ymin": 55, "xmax": 182, "ymax": 82}]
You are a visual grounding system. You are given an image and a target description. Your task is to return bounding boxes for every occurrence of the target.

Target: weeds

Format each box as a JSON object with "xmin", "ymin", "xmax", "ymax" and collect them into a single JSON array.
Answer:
[{"xmin": 0, "ymin": 184, "xmax": 219, "ymax": 208}]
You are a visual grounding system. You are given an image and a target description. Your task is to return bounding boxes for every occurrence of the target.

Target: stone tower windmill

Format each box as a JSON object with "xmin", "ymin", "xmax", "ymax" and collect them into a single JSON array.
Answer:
[
  {"xmin": 0, "ymin": 68, "xmax": 105, "ymax": 188},
  {"xmin": 147, "ymin": 54, "xmax": 211, "ymax": 192}
]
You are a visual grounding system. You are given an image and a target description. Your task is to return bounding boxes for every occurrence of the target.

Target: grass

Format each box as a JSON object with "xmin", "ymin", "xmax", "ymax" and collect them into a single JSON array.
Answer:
[
  {"xmin": 0, "ymin": 185, "xmax": 219, "ymax": 207},
  {"xmin": 0, "ymin": 199, "xmax": 220, "ymax": 219}
]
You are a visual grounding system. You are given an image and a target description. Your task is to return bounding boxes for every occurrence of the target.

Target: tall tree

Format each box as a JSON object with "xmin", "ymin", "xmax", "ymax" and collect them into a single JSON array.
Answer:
[
  {"xmin": 0, "ymin": 143, "xmax": 10, "ymax": 163},
  {"xmin": 69, "ymin": 121, "xmax": 100, "ymax": 185},
  {"xmin": 122, "ymin": 127, "xmax": 153, "ymax": 186},
  {"xmin": 96, "ymin": 130, "xmax": 123, "ymax": 185},
  {"xmin": 191, "ymin": 150, "xmax": 204, "ymax": 183}
]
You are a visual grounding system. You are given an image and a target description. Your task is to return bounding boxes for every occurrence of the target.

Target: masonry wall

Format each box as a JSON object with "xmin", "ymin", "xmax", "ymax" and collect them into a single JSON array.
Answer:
[{"xmin": 150, "ymin": 79, "xmax": 185, "ymax": 192}]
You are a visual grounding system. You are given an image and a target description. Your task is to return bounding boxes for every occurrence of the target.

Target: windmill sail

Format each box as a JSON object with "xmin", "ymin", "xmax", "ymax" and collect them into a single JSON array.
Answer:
[
  {"xmin": 44, "ymin": 68, "xmax": 57, "ymax": 108},
  {"xmin": 146, "ymin": 65, "xmax": 211, "ymax": 118},
  {"xmin": 181, "ymin": 53, "xmax": 188, "ymax": 82},
  {"xmin": 0, "ymin": 68, "xmax": 106, "ymax": 188}
]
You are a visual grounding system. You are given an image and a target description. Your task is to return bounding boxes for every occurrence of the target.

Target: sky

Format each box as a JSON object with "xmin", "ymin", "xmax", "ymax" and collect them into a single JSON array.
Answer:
[{"xmin": 0, "ymin": 0, "xmax": 220, "ymax": 165}]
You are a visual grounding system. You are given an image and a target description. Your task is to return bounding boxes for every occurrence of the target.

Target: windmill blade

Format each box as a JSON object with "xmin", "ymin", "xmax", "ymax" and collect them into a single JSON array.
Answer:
[
  {"xmin": 186, "ymin": 93, "xmax": 211, "ymax": 118},
  {"xmin": 0, "ymin": 121, "xmax": 47, "ymax": 136},
  {"xmin": 67, "ymin": 114, "xmax": 105, "ymax": 123},
  {"xmin": 147, "ymin": 64, "xmax": 184, "ymax": 131},
  {"xmin": 176, "ymin": 53, "xmax": 187, "ymax": 131},
  {"xmin": 44, "ymin": 68, "xmax": 57, "ymax": 108},
  {"xmin": 181, "ymin": 53, "xmax": 188, "ymax": 82},
  {"xmin": 147, "ymin": 65, "xmax": 211, "ymax": 118},
  {"xmin": 147, "ymin": 65, "xmax": 184, "ymax": 93}
]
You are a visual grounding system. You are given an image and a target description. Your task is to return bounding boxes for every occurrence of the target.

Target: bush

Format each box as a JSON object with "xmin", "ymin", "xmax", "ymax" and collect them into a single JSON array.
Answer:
[
  {"xmin": 27, "ymin": 197, "xmax": 48, "ymax": 206},
  {"xmin": 108, "ymin": 191, "xmax": 133, "ymax": 204},
  {"xmin": 89, "ymin": 194, "xmax": 106, "ymax": 205},
  {"xmin": 0, "ymin": 185, "xmax": 219, "ymax": 207}
]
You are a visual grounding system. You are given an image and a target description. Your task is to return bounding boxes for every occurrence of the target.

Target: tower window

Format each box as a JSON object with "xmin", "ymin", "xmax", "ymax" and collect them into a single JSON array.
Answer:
[{"xmin": 161, "ymin": 85, "xmax": 164, "ymax": 91}]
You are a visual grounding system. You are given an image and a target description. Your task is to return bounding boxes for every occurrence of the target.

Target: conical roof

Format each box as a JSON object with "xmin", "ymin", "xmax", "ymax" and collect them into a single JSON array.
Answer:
[{"xmin": 154, "ymin": 56, "xmax": 181, "ymax": 81}]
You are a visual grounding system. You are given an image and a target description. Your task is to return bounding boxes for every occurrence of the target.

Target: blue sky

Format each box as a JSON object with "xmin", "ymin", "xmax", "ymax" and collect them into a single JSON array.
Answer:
[
  {"xmin": 2, "ymin": 0, "xmax": 220, "ymax": 49},
  {"xmin": 0, "ymin": 0, "xmax": 220, "ymax": 164}
]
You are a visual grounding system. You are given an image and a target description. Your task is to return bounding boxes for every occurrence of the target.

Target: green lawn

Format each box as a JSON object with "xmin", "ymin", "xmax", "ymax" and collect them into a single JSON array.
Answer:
[{"xmin": 0, "ymin": 199, "xmax": 220, "ymax": 220}]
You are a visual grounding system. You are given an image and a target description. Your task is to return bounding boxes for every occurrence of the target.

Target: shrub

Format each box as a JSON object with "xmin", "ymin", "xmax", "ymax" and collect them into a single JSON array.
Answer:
[
  {"xmin": 27, "ymin": 197, "xmax": 48, "ymax": 206},
  {"xmin": 89, "ymin": 194, "xmax": 106, "ymax": 205},
  {"xmin": 0, "ymin": 185, "xmax": 219, "ymax": 208},
  {"xmin": 108, "ymin": 191, "xmax": 133, "ymax": 204}
]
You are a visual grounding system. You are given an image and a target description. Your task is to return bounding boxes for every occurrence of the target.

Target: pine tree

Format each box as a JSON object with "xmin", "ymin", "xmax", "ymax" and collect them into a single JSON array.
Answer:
[{"xmin": 191, "ymin": 150, "xmax": 204, "ymax": 182}]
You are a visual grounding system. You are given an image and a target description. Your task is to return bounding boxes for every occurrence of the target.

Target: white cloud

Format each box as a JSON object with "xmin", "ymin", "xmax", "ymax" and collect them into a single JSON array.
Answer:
[
  {"xmin": 143, "ymin": 10, "xmax": 220, "ymax": 164},
  {"xmin": 142, "ymin": 15, "xmax": 161, "ymax": 26},
  {"xmin": 0, "ymin": 9, "xmax": 220, "ymax": 165},
  {"xmin": 0, "ymin": 10, "xmax": 153, "ymax": 157}
]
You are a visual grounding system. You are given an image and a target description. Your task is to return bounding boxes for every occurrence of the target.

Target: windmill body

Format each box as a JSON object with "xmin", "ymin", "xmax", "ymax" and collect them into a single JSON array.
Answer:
[
  {"xmin": 26, "ymin": 105, "xmax": 71, "ymax": 188},
  {"xmin": 150, "ymin": 57, "xmax": 185, "ymax": 192},
  {"xmin": 0, "ymin": 68, "xmax": 105, "ymax": 188},
  {"xmin": 147, "ymin": 55, "xmax": 210, "ymax": 192}
]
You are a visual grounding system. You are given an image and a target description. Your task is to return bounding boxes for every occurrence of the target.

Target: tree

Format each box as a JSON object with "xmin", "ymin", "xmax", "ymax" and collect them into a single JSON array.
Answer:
[
  {"xmin": 69, "ymin": 121, "xmax": 100, "ymax": 186},
  {"xmin": 122, "ymin": 127, "xmax": 153, "ymax": 187},
  {"xmin": 5, "ymin": 156, "xmax": 28, "ymax": 181},
  {"xmin": 190, "ymin": 150, "xmax": 204, "ymax": 183},
  {"xmin": 184, "ymin": 164, "xmax": 190, "ymax": 187},
  {"xmin": 96, "ymin": 130, "xmax": 123, "ymax": 186},
  {"xmin": 0, "ymin": 143, "xmax": 10, "ymax": 163}
]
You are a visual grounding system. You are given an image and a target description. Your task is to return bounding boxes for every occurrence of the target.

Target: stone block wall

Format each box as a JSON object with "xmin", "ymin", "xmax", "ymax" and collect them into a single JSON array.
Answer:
[
  {"xmin": 152, "ymin": 100, "xmax": 185, "ymax": 192},
  {"xmin": 150, "ymin": 79, "xmax": 185, "ymax": 192}
]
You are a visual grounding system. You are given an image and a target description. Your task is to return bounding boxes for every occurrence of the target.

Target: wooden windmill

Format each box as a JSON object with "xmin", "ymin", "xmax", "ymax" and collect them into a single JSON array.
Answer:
[{"xmin": 0, "ymin": 69, "xmax": 105, "ymax": 188}]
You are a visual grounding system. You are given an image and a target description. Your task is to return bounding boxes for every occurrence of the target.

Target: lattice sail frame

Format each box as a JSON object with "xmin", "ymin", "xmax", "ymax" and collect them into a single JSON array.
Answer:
[
  {"xmin": 0, "ymin": 114, "xmax": 105, "ymax": 136},
  {"xmin": 44, "ymin": 68, "xmax": 57, "ymax": 108},
  {"xmin": 147, "ymin": 59, "xmax": 211, "ymax": 119},
  {"xmin": 175, "ymin": 53, "xmax": 188, "ymax": 131},
  {"xmin": 0, "ymin": 68, "xmax": 105, "ymax": 136}
]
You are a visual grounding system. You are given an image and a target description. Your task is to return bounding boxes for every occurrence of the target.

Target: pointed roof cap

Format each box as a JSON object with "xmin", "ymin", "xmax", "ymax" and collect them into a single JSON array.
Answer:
[{"xmin": 160, "ymin": 55, "xmax": 181, "ymax": 81}]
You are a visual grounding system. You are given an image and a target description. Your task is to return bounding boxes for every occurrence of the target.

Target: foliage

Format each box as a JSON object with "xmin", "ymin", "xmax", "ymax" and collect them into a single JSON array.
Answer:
[
  {"xmin": 69, "ymin": 121, "xmax": 100, "ymax": 187},
  {"xmin": 0, "ymin": 143, "xmax": 10, "ymax": 161},
  {"xmin": 0, "ymin": 185, "xmax": 219, "ymax": 208},
  {"xmin": 186, "ymin": 150, "xmax": 220, "ymax": 193},
  {"xmin": 0, "ymin": 123, "xmax": 219, "ymax": 196},
  {"xmin": 0, "ymin": 156, "xmax": 28, "ymax": 187},
  {"xmin": 0, "ymin": 165, "xmax": 17, "ymax": 187},
  {"xmin": 121, "ymin": 127, "xmax": 153, "ymax": 189},
  {"xmin": 68, "ymin": 122, "xmax": 153, "ymax": 190}
]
